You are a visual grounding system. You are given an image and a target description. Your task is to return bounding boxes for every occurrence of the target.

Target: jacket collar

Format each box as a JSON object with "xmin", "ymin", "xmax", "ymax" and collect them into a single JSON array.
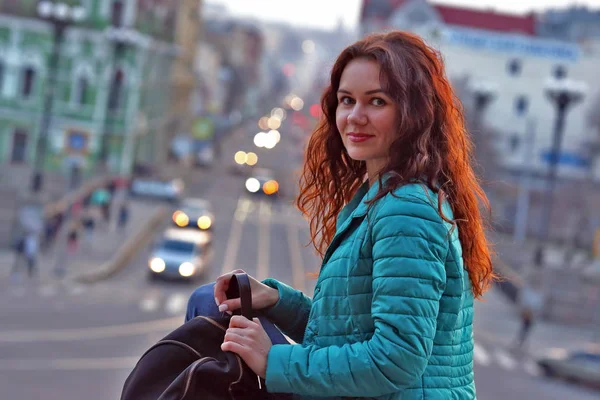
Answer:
[{"xmin": 335, "ymin": 175, "xmax": 389, "ymax": 231}]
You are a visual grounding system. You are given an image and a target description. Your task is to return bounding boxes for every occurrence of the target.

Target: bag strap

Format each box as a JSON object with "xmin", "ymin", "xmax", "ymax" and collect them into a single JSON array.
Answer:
[{"xmin": 226, "ymin": 273, "xmax": 254, "ymax": 320}]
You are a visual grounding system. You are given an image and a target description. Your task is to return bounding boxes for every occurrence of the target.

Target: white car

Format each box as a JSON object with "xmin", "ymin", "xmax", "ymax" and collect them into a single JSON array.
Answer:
[{"xmin": 147, "ymin": 230, "xmax": 213, "ymax": 280}]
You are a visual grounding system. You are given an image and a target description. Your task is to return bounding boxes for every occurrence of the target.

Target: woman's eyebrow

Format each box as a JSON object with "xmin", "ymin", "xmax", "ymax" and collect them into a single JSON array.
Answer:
[{"xmin": 337, "ymin": 88, "xmax": 386, "ymax": 95}]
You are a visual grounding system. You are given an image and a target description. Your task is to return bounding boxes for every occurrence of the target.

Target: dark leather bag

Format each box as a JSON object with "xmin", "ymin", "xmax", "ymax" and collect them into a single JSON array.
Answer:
[{"xmin": 120, "ymin": 273, "xmax": 292, "ymax": 400}]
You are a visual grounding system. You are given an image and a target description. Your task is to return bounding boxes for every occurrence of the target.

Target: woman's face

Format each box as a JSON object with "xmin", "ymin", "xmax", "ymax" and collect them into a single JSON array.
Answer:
[{"xmin": 336, "ymin": 58, "xmax": 398, "ymax": 177}]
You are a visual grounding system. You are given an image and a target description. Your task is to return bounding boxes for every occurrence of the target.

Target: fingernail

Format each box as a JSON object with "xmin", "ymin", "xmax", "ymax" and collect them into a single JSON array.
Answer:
[
  {"xmin": 218, "ymin": 304, "xmax": 228, "ymax": 312},
  {"xmin": 215, "ymin": 297, "xmax": 220, "ymax": 306}
]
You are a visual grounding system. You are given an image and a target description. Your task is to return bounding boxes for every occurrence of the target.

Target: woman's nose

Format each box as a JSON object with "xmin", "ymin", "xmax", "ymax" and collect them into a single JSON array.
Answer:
[{"xmin": 347, "ymin": 106, "xmax": 367, "ymax": 126}]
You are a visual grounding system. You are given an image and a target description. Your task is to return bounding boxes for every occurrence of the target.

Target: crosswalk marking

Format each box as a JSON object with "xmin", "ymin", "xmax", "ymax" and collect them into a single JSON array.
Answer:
[
  {"xmin": 494, "ymin": 348, "xmax": 518, "ymax": 370},
  {"xmin": 140, "ymin": 297, "xmax": 159, "ymax": 312},
  {"xmin": 473, "ymin": 343, "xmax": 491, "ymax": 366},
  {"xmin": 165, "ymin": 293, "xmax": 188, "ymax": 315}
]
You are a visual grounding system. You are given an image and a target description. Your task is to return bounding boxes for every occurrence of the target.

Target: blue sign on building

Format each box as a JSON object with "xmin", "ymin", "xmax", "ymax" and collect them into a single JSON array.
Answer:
[
  {"xmin": 541, "ymin": 150, "xmax": 590, "ymax": 168},
  {"xmin": 443, "ymin": 27, "xmax": 581, "ymax": 62}
]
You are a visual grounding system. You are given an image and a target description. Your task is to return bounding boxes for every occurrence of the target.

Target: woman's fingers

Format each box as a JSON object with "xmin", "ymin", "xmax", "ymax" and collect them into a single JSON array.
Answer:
[
  {"xmin": 221, "ymin": 340, "xmax": 249, "ymax": 355},
  {"xmin": 214, "ymin": 269, "xmax": 246, "ymax": 306},
  {"xmin": 218, "ymin": 298, "xmax": 241, "ymax": 313}
]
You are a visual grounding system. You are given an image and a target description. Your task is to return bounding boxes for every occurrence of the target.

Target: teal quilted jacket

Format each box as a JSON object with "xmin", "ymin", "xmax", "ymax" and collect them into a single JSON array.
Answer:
[{"xmin": 262, "ymin": 180, "xmax": 476, "ymax": 399}]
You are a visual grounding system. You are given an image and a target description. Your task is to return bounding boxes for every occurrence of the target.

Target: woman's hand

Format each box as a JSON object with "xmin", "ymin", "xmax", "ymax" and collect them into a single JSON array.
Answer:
[
  {"xmin": 221, "ymin": 316, "xmax": 271, "ymax": 379},
  {"xmin": 214, "ymin": 269, "xmax": 279, "ymax": 313}
]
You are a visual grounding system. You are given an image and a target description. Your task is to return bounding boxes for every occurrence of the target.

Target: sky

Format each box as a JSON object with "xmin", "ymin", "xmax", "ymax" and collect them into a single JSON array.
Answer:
[{"xmin": 206, "ymin": 0, "xmax": 600, "ymax": 30}]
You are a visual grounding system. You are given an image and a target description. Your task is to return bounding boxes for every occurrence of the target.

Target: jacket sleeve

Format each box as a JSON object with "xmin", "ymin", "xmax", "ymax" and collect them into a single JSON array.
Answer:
[
  {"xmin": 265, "ymin": 195, "xmax": 449, "ymax": 397},
  {"xmin": 260, "ymin": 278, "xmax": 313, "ymax": 343}
]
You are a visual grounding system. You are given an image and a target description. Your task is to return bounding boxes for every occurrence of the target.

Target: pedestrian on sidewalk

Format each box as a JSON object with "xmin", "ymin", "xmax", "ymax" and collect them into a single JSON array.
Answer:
[
  {"xmin": 513, "ymin": 279, "xmax": 545, "ymax": 351},
  {"xmin": 67, "ymin": 220, "xmax": 81, "ymax": 256},
  {"xmin": 82, "ymin": 210, "xmax": 96, "ymax": 245},
  {"xmin": 190, "ymin": 31, "xmax": 496, "ymax": 399},
  {"xmin": 117, "ymin": 201, "xmax": 130, "ymax": 232},
  {"xmin": 11, "ymin": 231, "xmax": 39, "ymax": 278}
]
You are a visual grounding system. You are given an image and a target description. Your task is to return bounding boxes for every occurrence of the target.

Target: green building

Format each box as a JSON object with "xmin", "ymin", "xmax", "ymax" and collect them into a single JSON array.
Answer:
[{"xmin": 0, "ymin": 0, "xmax": 178, "ymax": 177}]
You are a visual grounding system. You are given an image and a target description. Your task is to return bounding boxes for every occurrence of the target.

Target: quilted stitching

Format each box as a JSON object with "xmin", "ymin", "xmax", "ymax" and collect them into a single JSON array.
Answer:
[{"xmin": 263, "ymin": 183, "xmax": 476, "ymax": 399}]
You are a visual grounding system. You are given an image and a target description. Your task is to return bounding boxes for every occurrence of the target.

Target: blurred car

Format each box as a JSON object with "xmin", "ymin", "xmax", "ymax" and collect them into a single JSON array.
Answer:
[
  {"xmin": 130, "ymin": 178, "xmax": 184, "ymax": 203},
  {"xmin": 147, "ymin": 229, "xmax": 213, "ymax": 280},
  {"xmin": 537, "ymin": 348, "xmax": 600, "ymax": 388},
  {"xmin": 245, "ymin": 168, "xmax": 280, "ymax": 198},
  {"xmin": 171, "ymin": 198, "xmax": 214, "ymax": 233}
]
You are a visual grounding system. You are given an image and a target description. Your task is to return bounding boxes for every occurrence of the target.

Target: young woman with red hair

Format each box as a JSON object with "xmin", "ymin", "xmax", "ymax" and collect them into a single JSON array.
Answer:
[{"xmin": 208, "ymin": 31, "xmax": 495, "ymax": 399}]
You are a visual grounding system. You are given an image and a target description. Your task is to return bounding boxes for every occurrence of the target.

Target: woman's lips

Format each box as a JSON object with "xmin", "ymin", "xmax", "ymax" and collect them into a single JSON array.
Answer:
[{"xmin": 347, "ymin": 133, "xmax": 374, "ymax": 143}]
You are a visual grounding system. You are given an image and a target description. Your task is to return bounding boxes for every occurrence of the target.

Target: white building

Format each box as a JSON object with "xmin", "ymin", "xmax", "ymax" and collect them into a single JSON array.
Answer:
[{"xmin": 361, "ymin": 0, "xmax": 600, "ymax": 181}]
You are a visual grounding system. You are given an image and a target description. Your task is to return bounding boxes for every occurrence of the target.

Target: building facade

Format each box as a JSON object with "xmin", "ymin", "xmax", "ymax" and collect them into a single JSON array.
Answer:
[
  {"xmin": 0, "ymin": 0, "xmax": 177, "ymax": 180},
  {"xmin": 360, "ymin": 0, "xmax": 600, "ymax": 181}
]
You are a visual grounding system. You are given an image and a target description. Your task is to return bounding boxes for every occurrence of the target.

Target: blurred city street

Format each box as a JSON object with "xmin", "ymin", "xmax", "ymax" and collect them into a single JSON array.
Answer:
[
  {"xmin": 0, "ymin": 118, "xmax": 598, "ymax": 399},
  {"xmin": 1, "ymin": 0, "xmax": 600, "ymax": 399}
]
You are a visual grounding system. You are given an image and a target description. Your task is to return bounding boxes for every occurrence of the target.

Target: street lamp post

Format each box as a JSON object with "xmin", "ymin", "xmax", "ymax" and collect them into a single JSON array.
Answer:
[
  {"xmin": 31, "ymin": 1, "xmax": 86, "ymax": 193},
  {"xmin": 533, "ymin": 78, "xmax": 587, "ymax": 268}
]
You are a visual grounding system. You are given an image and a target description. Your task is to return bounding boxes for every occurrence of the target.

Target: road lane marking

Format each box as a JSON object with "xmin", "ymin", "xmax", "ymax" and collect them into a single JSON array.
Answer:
[
  {"xmin": 256, "ymin": 200, "xmax": 271, "ymax": 281},
  {"xmin": 494, "ymin": 348, "xmax": 517, "ymax": 370},
  {"xmin": 140, "ymin": 297, "xmax": 159, "ymax": 312},
  {"xmin": 473, "ymin": 342, "xmax": 491, "ymax": 366},
  {"xmin": 165, "ymin": 293, "xmax": 188, "ymax": 315},
  {"xmin": 0, "ymin": 316, "xmax": 182, "ymax": 343},
  {"xmin": 286, "ymin": 222, "xmax": 306, "ymax": 293},
  {"xmin": 0, "ymin": 356, "xmax": 140, "ymax": 371},
  {"xmin": 221, "ymin": 197, "xmax": 250, "ymax": 275}
]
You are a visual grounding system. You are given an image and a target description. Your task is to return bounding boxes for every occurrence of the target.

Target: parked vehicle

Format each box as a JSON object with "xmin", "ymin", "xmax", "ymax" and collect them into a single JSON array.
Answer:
[{"xmin": 537, "ymin": 348, "xmax": 600, "ymax": 389}]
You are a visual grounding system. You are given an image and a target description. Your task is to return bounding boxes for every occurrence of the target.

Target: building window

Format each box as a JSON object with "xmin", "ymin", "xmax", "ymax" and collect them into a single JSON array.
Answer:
[
  {"xmin": 507, "ymin": 59, "xmax": 521, "ymax": 76},
  {"xmin": 76, "ymin": 77, "xmax": 89, "ymax": 105},
  {"xmin": 11, "ymin": 129, "xmax": 28, "ymax": 163},
  {"xmin": 509, "ymin": 134, "xmax": 521, "ymax": 151},
  {"xmin": 21, "ymin": 67, "xmax": 36, "ymax": 98},
  {"xmin": 108, "ymin": 69, "xmax": 124, "ymax": 110},
  {"xmin": 111, "ymin": 0, "xmax": 124, "ymax": 27},
  {"xmin": 515, "ymin": 95, "xmax": 528, "ymax": 115},
  {"xmin": 553, "ymin": 65, "xmax": 567, "ymax": 80}
]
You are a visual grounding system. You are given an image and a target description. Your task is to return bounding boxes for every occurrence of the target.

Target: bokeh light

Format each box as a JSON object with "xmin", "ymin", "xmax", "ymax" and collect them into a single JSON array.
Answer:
[
  {"xmin": 234, "ymin": 151, "xmax": 247, "ymax": 165},
  {"xmin": 302, "ymin": 40, "xmax": 315, "ymax": 54},
  {"xmin": 246, "ymin": 152, "xmax": 258, "ymax": 166},
  {"xmin": 290, "ymin": 97, "xmax": 304, "ymax": 111}
]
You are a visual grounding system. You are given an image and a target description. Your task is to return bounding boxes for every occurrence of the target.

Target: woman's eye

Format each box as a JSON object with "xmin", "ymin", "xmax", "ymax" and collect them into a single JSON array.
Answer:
[
  {"xmin": 340, "ymin": 96, "xmax": 354, "ymax": 105},
  {"xmin": 371, "ymin": 98, "xmax": 386, "ymax": 106}
]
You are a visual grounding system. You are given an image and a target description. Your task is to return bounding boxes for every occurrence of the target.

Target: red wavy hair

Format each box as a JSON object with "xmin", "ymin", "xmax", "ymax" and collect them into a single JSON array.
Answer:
[{"xmin": 296, "ymin": 31, "xmax": 495, "ymax": 298}]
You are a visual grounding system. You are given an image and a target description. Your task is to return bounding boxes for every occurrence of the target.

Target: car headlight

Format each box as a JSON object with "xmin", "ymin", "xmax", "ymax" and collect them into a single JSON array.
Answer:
[
  {"xmin": 245, "ymin": 178, "xmax": 260, "ymax": 193},
  {"xmin": 197, "ymin": 216, "xmax": 212, "ymax": 230},
  {"xmin": 179, "ymin": 262, "xmax": 196, "ymax": 277},
  {"xmin": 173, "ymin": 211, "xmax": 189, "ymax": 227},
  {"xmin": 263, "ymin": 180, "xmax": 279, "ymax": 195},
  {"xmin": 149, "ymin": 257, "xmax": 165, "ymax": 273}
]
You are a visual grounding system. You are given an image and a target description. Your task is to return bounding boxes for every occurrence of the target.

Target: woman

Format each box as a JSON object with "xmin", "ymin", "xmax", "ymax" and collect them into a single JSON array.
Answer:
[{"xmin": 207, "ymin": 31, "xmax": 495, "ymax": 399}]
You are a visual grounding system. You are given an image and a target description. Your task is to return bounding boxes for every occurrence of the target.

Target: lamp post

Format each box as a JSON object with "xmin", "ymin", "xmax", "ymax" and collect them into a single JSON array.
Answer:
[
  {"xmin": 533, "ymin": 78, "xmax": 587, "ymax": 268},
  {"xmin": 31, "ymin": 1, "xmax": 86, "ymax": 193},
  {"xmin": 99, "ymin": 27, "xmax": 141, "ymax": 167}
]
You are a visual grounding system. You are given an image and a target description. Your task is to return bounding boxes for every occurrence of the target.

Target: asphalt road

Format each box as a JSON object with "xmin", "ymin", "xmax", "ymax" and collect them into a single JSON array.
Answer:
[{"xmin": 0, "ymin": 118, "xmax": 598, "ymax": 399}]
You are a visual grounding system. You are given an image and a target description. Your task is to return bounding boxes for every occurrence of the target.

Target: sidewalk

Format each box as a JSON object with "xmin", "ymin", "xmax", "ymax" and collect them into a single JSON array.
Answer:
[
  {"xmin": 475, "ymin": 286, "xmax": 596, "ymax": 357},
  {"xmin": 1, "ymin": 199, "xmax": 163, "ymax": 286}
]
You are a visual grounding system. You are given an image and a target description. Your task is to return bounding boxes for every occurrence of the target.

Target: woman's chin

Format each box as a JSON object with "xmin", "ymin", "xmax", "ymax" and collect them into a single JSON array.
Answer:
[{"xmin": 346, "ymin": 150, "xmax": 371, "ymax": 162}]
